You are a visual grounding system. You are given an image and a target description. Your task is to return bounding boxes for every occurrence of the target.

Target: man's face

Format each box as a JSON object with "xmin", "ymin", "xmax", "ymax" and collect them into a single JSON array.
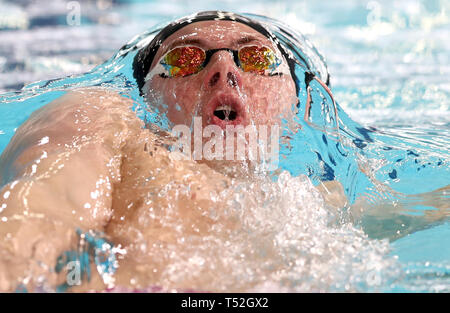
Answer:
[{"xmin": 144, "ymin": 20, "xmax": 298, "ymax": 129}]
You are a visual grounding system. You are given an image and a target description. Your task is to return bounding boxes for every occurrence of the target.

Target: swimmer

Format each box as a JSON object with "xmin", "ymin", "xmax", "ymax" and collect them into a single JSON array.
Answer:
[
  {"xmin": 0, "ymin": 11, "xmax": 305, "ymax": 292},
  {"xmin": 0, "ymin": 11, "xmax": 447, "ymax": 292}
]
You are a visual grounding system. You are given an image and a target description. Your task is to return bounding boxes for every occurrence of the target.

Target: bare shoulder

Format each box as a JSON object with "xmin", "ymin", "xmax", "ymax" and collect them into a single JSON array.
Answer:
[
  {"xmin": 0, "ymin": 87, "xmax": 141, "ymax": 184},
  {"xmin": 20, "ymin": 87, "xmax": 137, "ymax": 132}
]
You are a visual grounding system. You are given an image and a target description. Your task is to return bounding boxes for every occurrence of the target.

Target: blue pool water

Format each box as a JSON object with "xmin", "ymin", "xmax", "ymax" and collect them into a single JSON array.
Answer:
[{"xmin": 0, "ymin": 0, "xmax": 448, "ymax": 292}]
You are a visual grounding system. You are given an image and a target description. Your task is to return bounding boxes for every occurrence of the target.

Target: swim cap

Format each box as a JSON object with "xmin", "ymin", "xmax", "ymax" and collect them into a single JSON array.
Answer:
[{"xmin": 132, "ymin": 11, "xmax": 330, "ymax": 96}]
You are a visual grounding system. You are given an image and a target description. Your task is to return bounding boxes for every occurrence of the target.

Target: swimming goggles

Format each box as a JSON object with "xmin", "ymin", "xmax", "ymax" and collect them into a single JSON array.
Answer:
[{"xmin": 145, "ymin": 45, "xmax": 291, "ymax": 81}]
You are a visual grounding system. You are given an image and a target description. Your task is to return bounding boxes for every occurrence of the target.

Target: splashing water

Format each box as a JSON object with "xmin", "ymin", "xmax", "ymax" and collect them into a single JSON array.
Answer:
[{"xmin": 117, "ymin": 171, "xmax": 401, "ymax": 292}]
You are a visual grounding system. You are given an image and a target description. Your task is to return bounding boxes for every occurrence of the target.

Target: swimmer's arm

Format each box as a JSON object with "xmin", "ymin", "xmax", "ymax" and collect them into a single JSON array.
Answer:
[
  {"xmin": 349, "ymin": 186, "xmax": 449, "ymax": 241},
  {"xmin": 316, "ymin": 181, "xmax": 449, "ymax": 241},
  {"xmin": 0, "ymin": 88, "xmax": 140, "ymax": 290}
]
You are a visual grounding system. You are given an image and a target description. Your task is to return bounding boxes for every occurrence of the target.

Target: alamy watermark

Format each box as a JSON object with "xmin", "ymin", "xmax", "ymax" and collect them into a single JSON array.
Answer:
[
  {"xmin": 366, "ymin": 1, "xmax": 381, "ymax": 26},
  {"xmin": 66, "ymin": 1, "xmax": 81, "ymax": 26},
  {"xmin": 170, "ymin": 117, "xmax": 280, "ymax": 171},
  {"xmin": 66, "ymin": 261, "xmax": 81, "ymax": 286}
]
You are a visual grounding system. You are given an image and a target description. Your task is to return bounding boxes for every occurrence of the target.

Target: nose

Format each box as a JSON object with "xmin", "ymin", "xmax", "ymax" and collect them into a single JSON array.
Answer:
[{"xmin": 203, "ymin": 51, "xmax": 242, "ymax": 90}]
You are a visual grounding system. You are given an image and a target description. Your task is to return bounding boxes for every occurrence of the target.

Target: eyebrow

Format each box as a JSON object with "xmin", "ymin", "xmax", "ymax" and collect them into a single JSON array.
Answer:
[
  {"xmin": 166, "ymin": 38, "xmax": 206, "ymax": 51},
  {"xmin": 165, "ymin": 35, "xmax": 263, "ymax": 52},
  {"xmin": 235, "ymin": 36, "xmax": 261, "ymax": 45}
]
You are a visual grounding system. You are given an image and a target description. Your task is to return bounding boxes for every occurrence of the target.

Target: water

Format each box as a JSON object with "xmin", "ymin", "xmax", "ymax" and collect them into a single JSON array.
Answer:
[{"xmin": 0, "ymin": 0, "xmax": 448, "ymax": 292}]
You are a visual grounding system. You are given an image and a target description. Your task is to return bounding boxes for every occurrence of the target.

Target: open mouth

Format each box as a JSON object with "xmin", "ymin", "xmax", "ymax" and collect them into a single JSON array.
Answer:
[
  {"xmin": 206, "ymin": 93, "xmax": 245, "ymax": 128},
  {"xmin": 213, "ymin": 104, "xmax": 238, "ymax": 121}
]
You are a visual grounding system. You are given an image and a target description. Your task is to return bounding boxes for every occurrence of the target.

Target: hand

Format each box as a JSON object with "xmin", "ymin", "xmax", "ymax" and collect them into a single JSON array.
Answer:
[
  {"xmin": 0, "ymin": 217, "xmax": 77, "ymax": 292},
  {"xmin": 0, "ymin": 248, "xmax": 58, "ymax": 292}
]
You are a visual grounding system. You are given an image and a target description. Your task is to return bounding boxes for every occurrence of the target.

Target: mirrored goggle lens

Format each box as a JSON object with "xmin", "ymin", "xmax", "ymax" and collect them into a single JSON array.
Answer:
[
  {"xmin": 161, "ymin": 45, "xmax": 281, "ymax": 77},
  {"xmin": 238, "ymin": 46, "xmax": 279, "ymax": 75},
  {"xmin": 163, "ymin": 46, "xmax": 206, "ymax": 77}
]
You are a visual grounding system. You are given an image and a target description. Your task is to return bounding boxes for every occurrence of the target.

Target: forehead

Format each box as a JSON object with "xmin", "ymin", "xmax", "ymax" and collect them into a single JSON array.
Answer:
[
  {"xmin": 167, "ymin": 20, "xmax": 268, "ymax": 42},
  {"xmin": 155, "ymin": 20, "xmax": 274, "ymax": 56}
]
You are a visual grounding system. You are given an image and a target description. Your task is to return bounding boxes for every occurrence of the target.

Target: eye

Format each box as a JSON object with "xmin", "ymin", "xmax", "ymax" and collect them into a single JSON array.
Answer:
[
  {"xmin": 161, "ymin": 46, "xmax": 206, "ymax": 77},
  {"xmin": 238, "ymin": 46, "xmax": 282, "ymax": 75}
]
